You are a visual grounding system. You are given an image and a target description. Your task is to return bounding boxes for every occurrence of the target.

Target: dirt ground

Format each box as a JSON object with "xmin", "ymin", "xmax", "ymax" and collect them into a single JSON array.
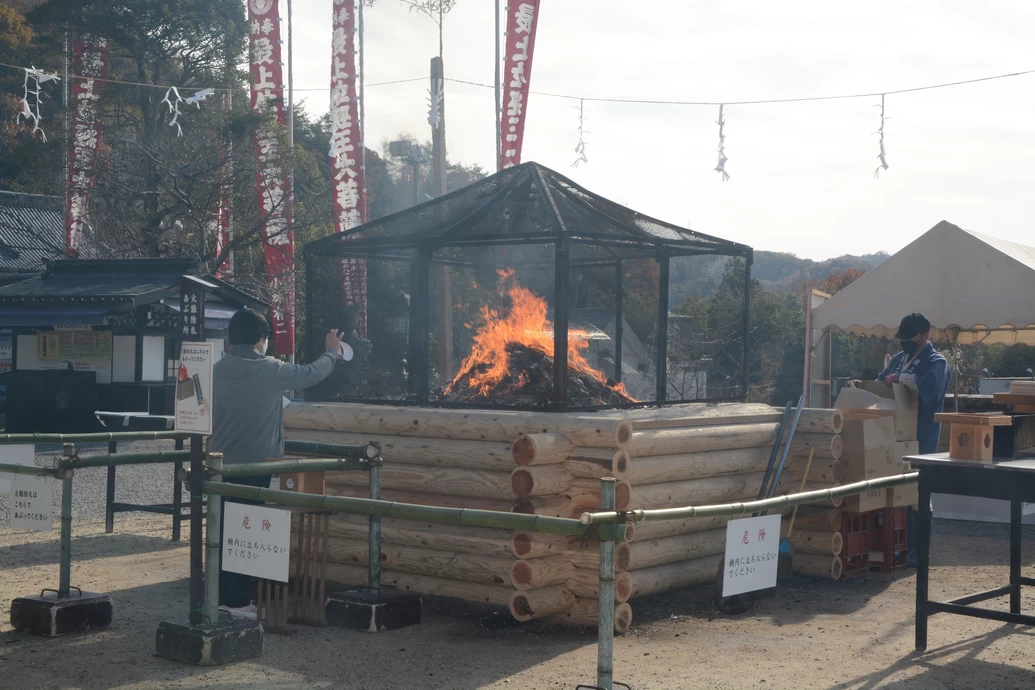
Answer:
[{"xmin": 1, "ymin": 515, "xmax": 1034, "ymax": 690}]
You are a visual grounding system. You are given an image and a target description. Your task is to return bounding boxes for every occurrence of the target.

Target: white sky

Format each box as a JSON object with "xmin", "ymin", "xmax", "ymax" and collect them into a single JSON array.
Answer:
[{"xmin": 290, "ymin": 0, "xmax": 1035, "ymax": 260}]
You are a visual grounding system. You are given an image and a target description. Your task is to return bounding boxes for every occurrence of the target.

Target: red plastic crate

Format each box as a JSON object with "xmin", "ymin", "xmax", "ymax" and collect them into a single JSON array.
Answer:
[
  {"xmin": 839, "ymin": 511, "xmax": 871, "ymax": 580},
  {"xmin": 868, "ymin": 507, "xmax": 908, "ymax": 574}
]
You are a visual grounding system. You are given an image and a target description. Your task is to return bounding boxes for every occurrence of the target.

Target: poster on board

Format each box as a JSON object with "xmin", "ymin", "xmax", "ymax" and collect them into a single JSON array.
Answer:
[{"xmin": 175, "ymin": 342, "xmax": 214, "ymax": 435}]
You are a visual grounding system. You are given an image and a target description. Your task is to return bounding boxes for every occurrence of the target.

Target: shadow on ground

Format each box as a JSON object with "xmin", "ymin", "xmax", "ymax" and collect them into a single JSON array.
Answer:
[
  {"xmin": 0, "ymin": 532, "xmax": 182, "ymax": 568},
  {"xmin": 0, "ymin": 579, "xmax": 592, "ymax": 690}
]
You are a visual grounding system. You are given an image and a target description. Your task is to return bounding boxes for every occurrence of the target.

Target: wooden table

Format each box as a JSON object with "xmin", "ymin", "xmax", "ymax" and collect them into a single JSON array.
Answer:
[{"xmin": 908, "ymin": 453, "xmax": 1035, "ymax": 651}]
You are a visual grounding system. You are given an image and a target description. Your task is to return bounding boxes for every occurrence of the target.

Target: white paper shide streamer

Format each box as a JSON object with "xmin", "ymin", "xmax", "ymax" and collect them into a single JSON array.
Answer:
[
  {"xmin": 714, "ymin": 104, "xmax": 730, "ymax": 181},
  {"xmin": 161, "ymin": 86, "xmax": 214, "ymax": 136},
  {"xmin": 873, "ymin": 94, "xmax": 889, "ymax": 178},
  {"xmin": 427, "ymin": 76, "xmax": 443, "ymax": 129},
  {"xmin": 17, "ymin": 66, "xmax": 60, "ymax": 142},
  {"xmin": 571, "ymin": 98, "xmax": 588, "ymax": 168}
]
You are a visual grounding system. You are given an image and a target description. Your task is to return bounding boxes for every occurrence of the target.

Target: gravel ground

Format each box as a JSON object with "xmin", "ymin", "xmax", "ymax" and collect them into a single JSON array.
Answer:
[
  {"xmin": 0, "ymin": 441, "xmax": 180, "ymax": 525},
  {"xmin": 1, "ymin": 516, "xmax": 1034, "ymax": 689},
  {"xmin": 2, "ymin": 445, "xmax": 1035, "ymax": 688}
]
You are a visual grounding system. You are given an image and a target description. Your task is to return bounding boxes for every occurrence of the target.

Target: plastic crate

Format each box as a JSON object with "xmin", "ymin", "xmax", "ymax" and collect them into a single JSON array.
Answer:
[
  {"xmin": 868, "ymin": 507, "xmax": 909, "ymax": 574},
  {"xmin": 839, "ymin": 512, "xmax": 871, "ymax": 580}
]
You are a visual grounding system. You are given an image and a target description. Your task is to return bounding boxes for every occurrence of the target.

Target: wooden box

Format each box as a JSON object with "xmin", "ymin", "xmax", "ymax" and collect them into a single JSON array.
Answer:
[{"xmin": 935, "ymin": 413, "xmax": 1013, "ymax": 463}]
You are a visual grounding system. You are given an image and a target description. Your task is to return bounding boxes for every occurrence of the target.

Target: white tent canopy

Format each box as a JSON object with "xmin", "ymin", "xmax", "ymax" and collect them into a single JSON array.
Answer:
[{"xmin": 811, "ymin": 221, "xmax": 1035, "ymax": 346}]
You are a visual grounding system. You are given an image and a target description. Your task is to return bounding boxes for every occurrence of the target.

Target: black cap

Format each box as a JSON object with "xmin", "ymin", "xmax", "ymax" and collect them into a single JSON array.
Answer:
[{"xmin": 894, "ymin": 313, "xmax": 931, "ymax": 340}]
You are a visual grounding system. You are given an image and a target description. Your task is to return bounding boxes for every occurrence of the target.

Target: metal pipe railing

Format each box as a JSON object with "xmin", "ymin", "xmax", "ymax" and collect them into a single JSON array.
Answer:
[
  {"xmin": 0, "ymin": 431, "xmax": 189, "ymax": 444},
  {"xmin": 203, "ymin": 482, "xmax": 630, "ymax": 541},
  {"xmin": 0, "ymin": 461, "xmax": 64, "ymax": 478},
  {"xmin": 283, "ymin": 440, "xmax": 380, "ymax": 460},
  {"xmin": 219, "ymin": 457, "xmax": 373, "ymax": 477},
  {"xmin": 579, "ymin": 472, "xmax": 920, "ymax": 525},
  {"xmin": 57, "ymin": 450, "xmax": 191, "ymax": 470}
]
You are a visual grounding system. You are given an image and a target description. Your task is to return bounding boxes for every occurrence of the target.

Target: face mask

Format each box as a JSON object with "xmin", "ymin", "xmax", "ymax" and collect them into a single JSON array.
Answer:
[
  {"xmin": 900, "ymin": 339, "xmax": 919, "ymax": 354},
  {"xmin": 255, "ymin": 340, "xmax": 267, "ymax": 356}
]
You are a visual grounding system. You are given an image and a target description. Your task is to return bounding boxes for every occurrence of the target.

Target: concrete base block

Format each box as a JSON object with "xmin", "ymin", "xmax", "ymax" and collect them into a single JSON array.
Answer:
[
  {"xmin": 10, "ymin": 591, "xmax": 113, "ymax": 637},
  {"xmin": 154, "ymin": 619, "xmax": 263, "ymax": 666},
  {"xmin": 326, "ymin": 588, "xmax": 422, "ymax": 632}
]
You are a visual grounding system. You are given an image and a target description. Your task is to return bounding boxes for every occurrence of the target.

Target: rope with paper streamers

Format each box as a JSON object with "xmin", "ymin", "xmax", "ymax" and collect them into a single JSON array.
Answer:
[
  {"xmin": 571, "ymin": 98, "xmax": 588, "ymax": 168},
  {"xmin": 17, "ymin": 66, "xmax": 60, "ymax": 142},
  {"xmin": 714, "ymin": 104, "xmax": 729, "ymax": 181},
  {"xmin": 160, "ymin": 86, "xmax": 214, "ymax": 136},
  {"xmin": 873, "ymin": 94, "xmax": 889, "ymax": 178}
]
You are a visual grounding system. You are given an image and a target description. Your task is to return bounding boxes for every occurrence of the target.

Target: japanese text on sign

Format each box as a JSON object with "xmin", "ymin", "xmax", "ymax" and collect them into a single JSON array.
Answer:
[
  {"xmin": 175, "ymin": 342, "xmax": 214, "ymax": 435},
  {"xmin": 9, "ymin": 475, "xmax": 53, "ymax": 531},
  {"xmin": 223, "ymin": 503, "xmax": 291, "ymax": 582},
  {"xmin": 722, "ymin": 514, "xmax": 780, "ymax": 597},
  {"xmin": 0, "ymin": 444, "xmax": 34, "ymax": 493}
]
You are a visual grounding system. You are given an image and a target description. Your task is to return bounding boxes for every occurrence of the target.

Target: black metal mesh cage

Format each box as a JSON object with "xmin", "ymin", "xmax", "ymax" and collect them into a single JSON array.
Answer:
[{"xmin": 303, "ymin": 162, "xmax": 752, "ymax": 410}]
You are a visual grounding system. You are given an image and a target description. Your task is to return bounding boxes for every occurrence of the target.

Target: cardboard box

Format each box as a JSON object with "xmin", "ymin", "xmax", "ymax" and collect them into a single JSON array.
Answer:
[
  {"xmin": 888, "ymin": 482, "xmax": 919, "ymax": 507},
  {"xmin": 843, "ymin": 488, "xmax": 887, "ymax": 513},
  {"xmin": 894, "ymin": 441, "xmax": 920, "ymax": 472},
  {"xmin": 857, "ymin": 382, "xmax": 918, "ymax": 442},
  {"xmin": 841, "ymin": 415, "xmax": 897, "ymax": 450},
  {"xmin": 841, "ymin": 446, "xmax": 897, "ymax": 483}
]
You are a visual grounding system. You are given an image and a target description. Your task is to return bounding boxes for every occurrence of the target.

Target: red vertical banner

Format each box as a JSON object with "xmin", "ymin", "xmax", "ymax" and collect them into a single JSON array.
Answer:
[
  {"xmin": 247, "ymin": 0, "xmax": 295, "ymax": 355},
  {"xmin": 213, "ymin": 92, "xmax": 234, "ymax": 280},
  {"xmin": 329, "ymin": 0, "xmax": 368, "ymax": 338},
  {"xmin": 499, "ymin": 1, "xmax": 541, "ymax": 170},
  {"xmin": 65, "ymin": 36, "xmax": 108, "ymax": 254}
]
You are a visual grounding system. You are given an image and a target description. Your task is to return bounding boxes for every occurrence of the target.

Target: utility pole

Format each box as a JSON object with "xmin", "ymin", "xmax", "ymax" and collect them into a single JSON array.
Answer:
[
  {"xmin": 495, "ymin": 0, "xmax": 501, "ymax": 170},
  {"xmin": 430, "ymin": 56, "xmax": 452, "ymax": 383},
  {"xmin": 286, "ymin": 0, "xmax": 295, "ymax": 365}
]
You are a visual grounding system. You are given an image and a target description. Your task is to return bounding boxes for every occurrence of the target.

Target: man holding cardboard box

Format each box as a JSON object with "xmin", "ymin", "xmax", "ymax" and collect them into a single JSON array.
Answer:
[
  {"xmin": 875, "ymin": 313, "xmax": 950, "ymax": 455},
  {"xmin": 877, "ymin": 313, "xmax": 950, "ymax": 566}
]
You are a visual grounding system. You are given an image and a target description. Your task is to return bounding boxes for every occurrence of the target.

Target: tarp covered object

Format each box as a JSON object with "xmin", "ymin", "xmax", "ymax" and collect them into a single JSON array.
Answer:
[{"xmin": 811, "ymin": 221, "xmax": 1035, "ymax": 345}]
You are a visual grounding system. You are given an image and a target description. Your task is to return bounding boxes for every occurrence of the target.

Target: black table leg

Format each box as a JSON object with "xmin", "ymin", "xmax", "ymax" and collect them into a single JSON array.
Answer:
[
  {"xmin": 1010, "ymin": 499, "xmax": 1022, "ymax": 615},
  {"xmin": 105, "ymin": 441, "xmax": 117, "ymax": 533},
  {"xmin": 915, "ymin": 470, "xmax": 932, "ymax": 651}
]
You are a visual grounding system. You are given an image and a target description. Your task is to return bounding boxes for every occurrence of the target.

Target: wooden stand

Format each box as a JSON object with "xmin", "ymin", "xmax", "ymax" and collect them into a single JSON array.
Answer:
[
  {"xmin": 267, "ymin": 510, "xmax": 331, "ymax": 633},
  {"xmin": 935, "ymin": 413, "xmax": 1013, "ymax": 463}
]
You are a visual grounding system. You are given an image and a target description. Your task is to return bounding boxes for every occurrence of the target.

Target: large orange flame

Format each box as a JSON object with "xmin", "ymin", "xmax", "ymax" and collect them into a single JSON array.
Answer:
[{"xmin": 444, "ymin": 269, "xmax": 636, "ymax": 401}]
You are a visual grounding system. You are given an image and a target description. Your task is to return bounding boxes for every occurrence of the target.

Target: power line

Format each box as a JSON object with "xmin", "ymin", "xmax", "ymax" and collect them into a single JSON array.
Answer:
[
  {"xmin": 446, "ymin": 68, "xmax": 1035, "ymax": 106},
  {"xmin": 0, "ymin": 62, "xmax": 424, "ymax": 92},
  {"xmin": 4, "ymin": 59, "xmax": 1034, "ymax": 106}
]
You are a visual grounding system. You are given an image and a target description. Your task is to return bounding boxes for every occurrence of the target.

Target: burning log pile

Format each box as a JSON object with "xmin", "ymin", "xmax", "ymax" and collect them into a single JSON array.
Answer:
[
  {"xmin": 438, "ymin": 342, "xmax": 636, "ymax": 407},
  {"xmin": 283, "ymin": 401, "xmax": 846, "ymax": 632},
  {"xmin": 434, "ymin": 269, "xmax": 636, "ymax": 408}
]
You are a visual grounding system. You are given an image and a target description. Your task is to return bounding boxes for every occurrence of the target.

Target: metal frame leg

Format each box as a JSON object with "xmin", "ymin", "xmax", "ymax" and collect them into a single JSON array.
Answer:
[
  {"xmin": 1010, "ymin": 499, "xmax": 1022, "ymax": 614},
  {"xmin": 172, "ymin": 437, "xmax": 184, "ymax": 542},
  {"xmin": 915, "ymin": 471, "xmax": 932, "ymax": 651},
  {"xmin": 105, "ymin": 440, "xmax": 117, "ymax": 534}
]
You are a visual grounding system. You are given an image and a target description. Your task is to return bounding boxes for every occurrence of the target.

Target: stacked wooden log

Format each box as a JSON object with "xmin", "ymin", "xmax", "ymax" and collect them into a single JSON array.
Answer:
[{"xmin": 283, "ymin": 401, "xmax": 846, "ymax": 628}]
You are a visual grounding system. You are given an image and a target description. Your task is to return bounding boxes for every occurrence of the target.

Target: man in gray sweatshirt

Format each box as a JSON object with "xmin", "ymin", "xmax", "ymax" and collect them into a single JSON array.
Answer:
[{"xmin": 210, "ymin": 308, "xmax": 343, "ymax": 612}]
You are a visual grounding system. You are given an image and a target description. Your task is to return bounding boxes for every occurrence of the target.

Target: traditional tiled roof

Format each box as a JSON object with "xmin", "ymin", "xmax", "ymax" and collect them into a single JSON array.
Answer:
[{"xmin": 0, "ymin": 190, "xmax": 68, "ymax": 274}]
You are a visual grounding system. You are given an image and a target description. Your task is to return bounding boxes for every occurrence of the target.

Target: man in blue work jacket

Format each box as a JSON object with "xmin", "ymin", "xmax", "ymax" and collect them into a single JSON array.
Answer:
[{"xmin": 876, "ymin": 313, "xmax": 950, "ymax": 565}]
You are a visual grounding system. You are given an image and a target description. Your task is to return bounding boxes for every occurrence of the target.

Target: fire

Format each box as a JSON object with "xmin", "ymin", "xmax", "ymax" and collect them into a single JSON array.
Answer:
[{"xmin": 443, "ymin": 269, "xmax": 636, "ymax": 401}]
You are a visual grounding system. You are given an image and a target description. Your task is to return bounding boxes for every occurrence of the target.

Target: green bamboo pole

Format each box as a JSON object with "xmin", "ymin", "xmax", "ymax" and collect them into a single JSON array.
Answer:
[
  {"xmin": 368, "ymin": 460, "xmax": 382, "ymax": 589},
  {"xmin": 579, "ymin": 472, "xmax": 920, "ymax": 525},
  {"xmin": 219, "ymin": 457, "xmax": 373, "ymax": 478},
  {"xmin": 283, "ymin": 440, "xmax": 380, "ymax": 460},
  {"xmin": 56, "ymin": 450, "xmax": 191, "ymax": 470},
  {"xmin": 203, "ymin": 482, "xmax": 630, "ymax": 541},
  {"xmin": 204, "ymin": 453, "xmax": 223, "ymax": 625},
  {"xmin": 597, "ymin": 478, "xmax": 616, "ymax": 690},
  {"xmin": 0, "ymin": 462, "xmax": 64, "ymax": 478},
  {"xmin": 58, "ymin": 444, "xmax": 74, "ymax": 597},
  {"xmin": 0, "ymin": 431, "xmax": 189, "ymax": 444}
]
